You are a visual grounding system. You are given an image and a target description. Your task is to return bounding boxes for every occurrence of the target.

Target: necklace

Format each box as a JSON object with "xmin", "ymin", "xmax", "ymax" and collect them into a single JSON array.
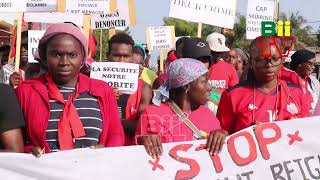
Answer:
[{"xmin": 252, "ymin": 83, "xmax": 280, "ymax": 124}]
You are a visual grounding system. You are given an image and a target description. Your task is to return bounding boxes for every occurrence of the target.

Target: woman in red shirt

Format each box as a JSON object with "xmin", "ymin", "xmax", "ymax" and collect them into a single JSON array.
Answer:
[
  {"xmin": 217, "ymin": 37, "xmax": 310, "ymax": 134},
  {"xmin": 16, "ymin": 23, "xmax": 124, "ymax": 156},
  {"xmin": 136, "ymin": 58, "xmax": 227, "ymax": 159}
]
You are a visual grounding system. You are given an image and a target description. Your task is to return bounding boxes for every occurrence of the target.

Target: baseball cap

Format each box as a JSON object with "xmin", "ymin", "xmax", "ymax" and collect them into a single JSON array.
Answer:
[
  {"xmin": 182, "ymin": 38, "xmax": 212, "ymax": 60},
  {"xmin": 206, "ymin": 32, "xmax": 230, "ymax": 52}
]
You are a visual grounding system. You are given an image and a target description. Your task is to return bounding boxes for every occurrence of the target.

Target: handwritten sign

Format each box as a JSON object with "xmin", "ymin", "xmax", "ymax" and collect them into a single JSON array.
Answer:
[
  {"xmin": 28, "ymin": 30, "xmax": 45, "ymax": 63},
  {"xmin": 0, "ymin": 117, "xmax": 319, "ymax": 179},
  {"xmin": 146, "ymin": 26, "xmax": 175, "ymax": 51},
  {"xmin": 169, "ymin": 0, "xmax": 237, "ymax": 29},
  {"xmin": 0, "ymin": 0, "xmax": 26, "ymax": 12},
  {"xmin": 91, "ymin": 9, "xmax": 128, "ymax": 29},
  {"xmin": 26, "ymin": 0, "xmax": 57, "ymax": 12},
  {"xmin": 66, "ymin": 0, "xmax": 109, "ymax": 15},
  {"xmin": 90, "ymin": 62, "xmax": 139, "ymax": 94},
  {"xmin": 246, "ymin": 0, "xmax": 275, "ymax": 39}
]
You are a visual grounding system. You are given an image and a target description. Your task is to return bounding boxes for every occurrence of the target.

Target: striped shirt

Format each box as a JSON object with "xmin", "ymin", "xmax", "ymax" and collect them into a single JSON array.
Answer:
[
  {"xmin": 46, "ymin": 86, "xmax": 102, "ymax": 152},
  {"xmin": 117, "ymin": 94, "xmax": 130, "ymax": 120}
]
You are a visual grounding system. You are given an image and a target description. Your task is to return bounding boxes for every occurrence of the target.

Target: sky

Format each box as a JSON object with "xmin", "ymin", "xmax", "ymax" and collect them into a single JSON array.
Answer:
[{"xmin": 130, "ymin": 0, "xmax": 320, "ymax": 68}]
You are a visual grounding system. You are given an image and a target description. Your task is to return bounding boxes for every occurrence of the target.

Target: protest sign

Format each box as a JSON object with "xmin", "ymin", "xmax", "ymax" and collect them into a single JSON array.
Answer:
[
  {"xmin": 28, "ymin": 30, "xmax": 45, "ymax": 63},
  {"xmin": 26, "ymin": 0, "xmax": 57, "ymax": 12},
  {"xmin": 24, "ymin": 12, "xmax": 84, "ymax": 27},
  {"xmin": 91, "ymin": 9, "xmax": 128, "ymax": 29},
  {"xmin": 91, "ymin": 0, "xmax": 135, "ymax": 29},
  {"xmin": 246, "ymin": 0, "xmax": 275, "ymax": 39},
  {"xmin": 0, "ymin": 0, "xmax": 26, "ymax": 12},
  {"xmin": 90, "ymin": 62, "xmax": 139, "ymax": 94},
  {"xmin": 0, "ymin": 117, "xmax": 320, "ymax": 179},
  {"xmin": 66, "ymin": 0, "xmax": 109, "ymax": 15},
  {"xmin": 146, "ymin": 26, "xmax": 175, "ymax": 51},
  {"xmin": 169, "ymin": 0, "xmax": 237, "ymax": 29}
]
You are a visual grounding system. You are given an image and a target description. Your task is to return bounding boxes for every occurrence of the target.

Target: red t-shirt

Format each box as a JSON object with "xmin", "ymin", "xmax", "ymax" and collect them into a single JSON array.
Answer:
[
  {"xmin": 136, "ymin": 103, "xmax": 221, "ymax": 143},
  {"xmin": 208, "ymin": 60, "xmax": 239, "ymax": 94},
  {"xmin": 217, "ymin": 80, "xmax": 310, "ymax": 134}
]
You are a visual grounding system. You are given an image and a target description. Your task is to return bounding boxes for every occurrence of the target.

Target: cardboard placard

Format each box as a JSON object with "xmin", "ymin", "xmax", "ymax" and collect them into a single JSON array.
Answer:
[
  {"xmin": 24, "ymin": 12, "xmax": 84, "ymax": 27},
  {"xmin": 91, "ymin": 9, "xmax": 129, "ymax": 29},
  {"xmin": 90, "ymin": 62, "xmax": 139, "ymax": 94},
  {"xmin": 66, "ymin": 0, "xmax": 109, "ymax": 15},
  {"xmin": 169, "ymin": 0, "xmax": 237, "ymax": 29},
  {"xmin": 146, "ymin": 26, "xmax": 176, "ymax": 51},
  {"xmin": 26, "ymin": 0, "xmax": 57, "ymax": 12},
  {"xmin": 246, "ymin": 0, "xmax": 275, "ymax": 39},
  {"xmin": 0, "ymin": 0, "xmax": 26, "ymax": 12},
  {"xmin": 28, "ymin": 30, "xmax": 45, "ymax": 63}
]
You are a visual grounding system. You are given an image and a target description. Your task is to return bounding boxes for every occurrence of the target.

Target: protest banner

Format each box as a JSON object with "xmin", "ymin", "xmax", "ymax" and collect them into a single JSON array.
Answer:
[
  {"xmin": 0, "ymin": 117, "xmax": 320, "ymax": 179},
  {"xmin": 28, "ymin": 30, "xmax": 45, "ymax": 63},
  {"xmin": 146, "ymin": 26, "xmax": 175, "ymax": 51},
  {"xmin": 169, "ymin": 0, "xmax": 237, "ymax": 29},
  {"xmin": 66, "ymin": 0, "xmax": 109, "ymax": 15},
  {"xmin": 90, "ymin": 62, "xmax": 139, "ymax": 94},
  {"xmin": 0, "ymin": 0, "xmax": 26, "ymax": 12},
  {"xmin": 246, "ymin": 0, "xmax": 275, "ymax": 39},
  {"xmin": 26, "ymin": 0, "xmax": 57, "ymax": 12}
]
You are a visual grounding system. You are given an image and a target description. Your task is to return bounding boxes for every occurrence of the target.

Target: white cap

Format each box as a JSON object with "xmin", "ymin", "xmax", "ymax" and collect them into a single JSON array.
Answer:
[{"xmin": 206, "ymin": 32, "xmax": 230, "ymax": 52}]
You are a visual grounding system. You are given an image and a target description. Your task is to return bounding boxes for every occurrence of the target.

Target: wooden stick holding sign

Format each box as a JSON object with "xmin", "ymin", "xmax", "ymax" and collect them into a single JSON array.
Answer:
[
  {"xmin": 83, "ymin": 14, "xmax": 91, "ymax": 56},
  {"xmin": 108, "ymin": 0, "xmax": 117, "ymax": 40},
  {"xmin": 197, "ymin": 23, "xmax": 202, "ymax": 38},
  {"xmin": 14, "ymin": 13, "xmax": 23, "ymax": 72},
  {"xmin": 56, "ymin": 0, "xmax": 66, "ymax": 12}
]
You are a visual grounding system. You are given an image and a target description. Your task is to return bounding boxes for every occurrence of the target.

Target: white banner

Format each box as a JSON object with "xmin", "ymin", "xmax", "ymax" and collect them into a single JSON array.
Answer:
[
  {"xmin": 90, "ymin": 62, "xmax": 139, "ymax": 94},
  {"xmin": 28, "ymin": 30, "xmax": 45, "ymax": 63},
  {"xmin": 0, "ymin": 0, "xmax": 26, "ymax": 12},
  {"xmin": 66, "ymin": 0, "xmax": 109, "ymax": 15},
  {"xmin": 146, "ymin": 26, "xmax": 176, "ymax": 51},
  {"xmin": 0, "ymin": 117, "xmax": 320, "ymax": 179},
  {"xmin": 24, "ymin": 12, "xmax": 84, "ymax": 27},
  {"xmin": 169, "ymin": 0, "xmax": 237, "ymax": 29},
  {"xmin": 26, "ymin": 0, "xmax": 57, "ymax": 12},
  {"xmin": 246, "ymin": 0, "xmax": 275, "ymax": 39}
]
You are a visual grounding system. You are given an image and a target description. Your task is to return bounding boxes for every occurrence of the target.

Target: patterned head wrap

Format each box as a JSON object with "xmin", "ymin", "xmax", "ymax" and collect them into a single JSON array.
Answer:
[{"xmin": 152, "ymin": 58, "xmax": 208, "ymax": 105}]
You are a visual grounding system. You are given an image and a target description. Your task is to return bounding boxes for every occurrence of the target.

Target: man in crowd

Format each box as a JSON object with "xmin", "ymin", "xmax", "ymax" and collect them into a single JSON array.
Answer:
[
  {"xmin": 206, "ymin": 32, "xmax": 239, "ymax": 113},
  {"xmin": 107, "ymin": 33, "xmax": 153, "ymax": 145},
  {"xmin": 0, "ymin": 44, "xmax": 10, "ymax": 69},
  {"xmin": 229, "ymin": 48, "xmax": 249, "ymax": 80},
  {"xmin": 0, "ymin": 31, "xmax": 29, "ymax": 87}
]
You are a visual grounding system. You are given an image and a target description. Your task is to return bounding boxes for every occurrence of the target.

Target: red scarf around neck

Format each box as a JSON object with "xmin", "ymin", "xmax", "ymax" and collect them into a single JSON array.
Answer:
[{"xmin": 46, "ymin": 74, "xmax": 86, "ymax": 150}]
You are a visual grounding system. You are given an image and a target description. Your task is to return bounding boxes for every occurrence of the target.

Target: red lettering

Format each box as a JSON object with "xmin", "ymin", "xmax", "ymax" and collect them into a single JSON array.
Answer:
[
  {"xmin": 195, "ymin": 144, "xmax": 223, "ymax": 173},
  {"xmin": 169, "ymin": 144, "xmax": 200, "ymax": 180},
  {"xmin": 256, "ymin": 36, "xmax": 295, "ymax": 58},
  {"xmin": 254, "ymin": 123, "xmax": 282, "ymax": 160},
  {"xmin": 228, "ymin": 131, "xmax": 257, "ymax": 166}
]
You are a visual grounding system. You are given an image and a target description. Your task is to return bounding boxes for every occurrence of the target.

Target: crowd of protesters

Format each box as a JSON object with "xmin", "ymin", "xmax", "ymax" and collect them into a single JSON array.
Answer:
[{"xmin": 0, "ymin": 22, "xmax": 319, "ymax": 160}]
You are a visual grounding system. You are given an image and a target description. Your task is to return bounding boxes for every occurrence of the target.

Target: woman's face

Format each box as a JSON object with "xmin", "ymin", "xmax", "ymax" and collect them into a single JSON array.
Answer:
[
  {"xmin": 251, "ymin": 45, "xmax": 283, "ymax": 83},
  {"xmin": 46, "ymin": 34, "xmax": 83, "ymax": 86},
  {"xmin": 187, "ymin": 74, "xmax": 211, "ymax": 106},
  {"xmin": 229, "ymin": 49, "xmax": 238, "ymax": 66},
  {"xmin": 296, "ymin": 58, "xmax": 316, "ymax": 79}
]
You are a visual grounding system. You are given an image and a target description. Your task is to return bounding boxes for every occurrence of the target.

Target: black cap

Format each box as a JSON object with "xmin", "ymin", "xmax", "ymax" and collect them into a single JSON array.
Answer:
[
  {"xmin": 182, "ymin": 38, "xmax": 212, "ymax": 60},
  {"xmin": 290, "ymin": 49, "xmax": 315, "ymax": 70}
]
